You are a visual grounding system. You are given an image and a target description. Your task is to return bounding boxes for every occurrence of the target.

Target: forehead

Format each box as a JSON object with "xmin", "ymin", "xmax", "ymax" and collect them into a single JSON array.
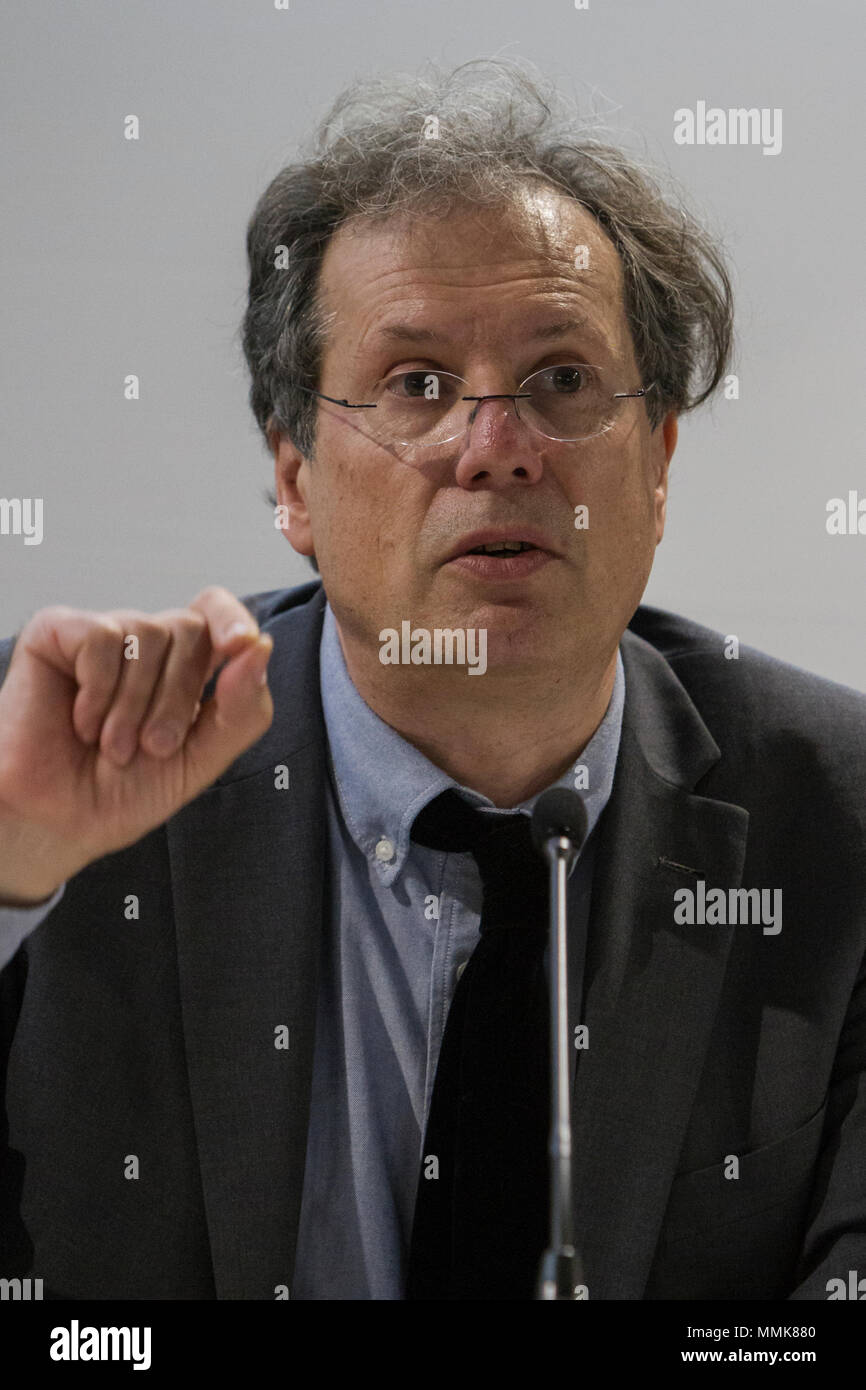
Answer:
[{"xmin": 317, "ymin": 186, "xmax": 630, "ymax": 353}]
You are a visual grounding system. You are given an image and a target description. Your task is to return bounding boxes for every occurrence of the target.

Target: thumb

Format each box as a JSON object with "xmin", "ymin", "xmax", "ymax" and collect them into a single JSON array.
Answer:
[{"xmin": 181, "ymin": 633, "xmax": 274, "ymax": 791}]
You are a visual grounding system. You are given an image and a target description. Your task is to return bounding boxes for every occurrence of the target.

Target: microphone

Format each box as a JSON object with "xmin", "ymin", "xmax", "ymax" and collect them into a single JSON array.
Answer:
[
  {"xmin": 531, "ymin": 788, "xmax": 589, "ymax": 1301},
  {"xmin": 531, "ymin": 787, "xmax": 588, "ymax": 865}
]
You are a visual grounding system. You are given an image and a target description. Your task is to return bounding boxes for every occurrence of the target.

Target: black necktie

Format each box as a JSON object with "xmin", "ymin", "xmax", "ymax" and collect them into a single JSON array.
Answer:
[{"xmin": 405, "ymin": 788, "xmax": 550, "ymax": 1300}]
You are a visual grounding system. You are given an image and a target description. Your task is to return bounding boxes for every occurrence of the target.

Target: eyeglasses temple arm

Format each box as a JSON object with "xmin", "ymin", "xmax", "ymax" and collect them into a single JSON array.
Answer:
[
  {"xmin": 613, "ymin": 382, "xmax": 656, "ymax": 399},
  {"xmin": 296, "ymin": 385, "xmax": 377, "ymax": 409}
]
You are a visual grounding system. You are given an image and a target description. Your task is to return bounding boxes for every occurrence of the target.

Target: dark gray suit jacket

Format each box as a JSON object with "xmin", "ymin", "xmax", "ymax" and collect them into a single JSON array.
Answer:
[{"xmin": 1, "ymin": 579, "xmax": 865, "ymax": 1299}]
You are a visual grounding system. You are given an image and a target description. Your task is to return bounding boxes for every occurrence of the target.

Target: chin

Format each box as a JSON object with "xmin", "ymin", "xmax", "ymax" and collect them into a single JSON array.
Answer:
[{"xmin": 475, "ymin": 620, "xmax": 552, "ymax": 670}]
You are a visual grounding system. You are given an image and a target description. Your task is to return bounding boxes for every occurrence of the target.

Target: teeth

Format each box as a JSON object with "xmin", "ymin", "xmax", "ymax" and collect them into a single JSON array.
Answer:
[{"xmin": 470, "ymin": 541, "xmax": 532, "ymax": 554}]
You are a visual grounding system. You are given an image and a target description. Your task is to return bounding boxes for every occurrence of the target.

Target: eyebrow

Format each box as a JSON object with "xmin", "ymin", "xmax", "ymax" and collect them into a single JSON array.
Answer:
[
  {"xmin": 529, "ymin": 317, "xmax": 601, "ymax": 341},
  {"xmin": 375, "ymin": 323, "xmax": 449, "ymax": 345},
  {"xmin": 374, "ymin": 316, "xmax": 607, "ymax": 346}
]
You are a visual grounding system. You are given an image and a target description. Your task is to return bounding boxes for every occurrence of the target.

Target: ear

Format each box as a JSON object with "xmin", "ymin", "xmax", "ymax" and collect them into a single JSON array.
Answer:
[
  {"xmin": 652, "ymin": 411, "xmax": 678, "ymax": 545},
  {"xmin": 270, "ymin": 423, "xmax": 315, "ymax": 558}
]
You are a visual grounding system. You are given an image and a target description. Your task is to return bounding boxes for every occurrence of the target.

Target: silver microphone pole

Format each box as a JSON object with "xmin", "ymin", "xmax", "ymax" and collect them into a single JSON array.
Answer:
[{"xmin": 531, "ymin": 788, "xmax": 588, "ymax": 1300}]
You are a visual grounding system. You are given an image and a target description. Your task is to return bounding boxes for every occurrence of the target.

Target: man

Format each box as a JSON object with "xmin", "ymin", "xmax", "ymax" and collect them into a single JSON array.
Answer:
[{"xmin": 0, "ymin": 61, "xmax": 864, "ymax": 1301}]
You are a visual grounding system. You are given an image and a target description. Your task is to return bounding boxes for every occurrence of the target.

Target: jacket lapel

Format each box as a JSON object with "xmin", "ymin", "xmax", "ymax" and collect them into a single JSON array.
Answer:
[
  {"xmin": 571, "ymin": 628, "xmax": 749, "ymax": 1298},
  {"xmin": 166, "ymin": 585, "xmax": 329, "ymax": 1299}
]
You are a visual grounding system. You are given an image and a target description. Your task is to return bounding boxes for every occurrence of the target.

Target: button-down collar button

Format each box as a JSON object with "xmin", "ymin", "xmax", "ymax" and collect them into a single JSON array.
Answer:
[{"xmin": 374, "ymin": 836, "xmax": 395, "ymax": 864}]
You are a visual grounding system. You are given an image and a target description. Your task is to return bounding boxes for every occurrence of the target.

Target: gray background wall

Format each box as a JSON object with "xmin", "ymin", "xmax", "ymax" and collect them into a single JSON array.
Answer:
[{"xmin": 2, "ymin": 0, "xmax": 863, "ymax": 688}]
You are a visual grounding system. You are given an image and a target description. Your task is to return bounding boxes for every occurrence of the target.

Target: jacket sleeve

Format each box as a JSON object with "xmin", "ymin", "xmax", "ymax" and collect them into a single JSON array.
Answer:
[{"xmin": 0, "ymin": 634, "xmax": 63, "ymax": 969}]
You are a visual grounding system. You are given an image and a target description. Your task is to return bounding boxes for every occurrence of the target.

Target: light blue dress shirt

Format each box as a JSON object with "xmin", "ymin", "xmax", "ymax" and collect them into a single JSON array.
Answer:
[{"xmin": 291, "ymin": 603, "xmax": 626, "ymax": 1299}]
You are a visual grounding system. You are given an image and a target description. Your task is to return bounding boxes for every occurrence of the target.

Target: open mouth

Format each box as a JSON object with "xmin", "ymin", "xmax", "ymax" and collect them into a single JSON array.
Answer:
[{"xmin": 465, "ymin": 541, "xmax": 538, "ymax": 556}]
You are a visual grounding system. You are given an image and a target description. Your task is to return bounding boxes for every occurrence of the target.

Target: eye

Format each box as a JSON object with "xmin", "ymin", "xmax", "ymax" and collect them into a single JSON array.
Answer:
[
  {"xmin": 382, "ymin": 369, "xmax": 464, "ymax": 404},
  {"xmin": 385, "ymin": 370, "xmax": 443, "ymax": 398},
  {"xmin": 533, "ymin": 364, "xmax": 594, "ymax": 394}
]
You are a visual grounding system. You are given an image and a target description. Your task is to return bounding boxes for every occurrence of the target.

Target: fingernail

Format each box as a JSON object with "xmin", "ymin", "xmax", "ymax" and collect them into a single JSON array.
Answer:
[
  {"xmin": 109, "ymin": 731, "xmax": 135, "ymax": 764},
  {"xmin": 223, "ymin": 619, "xmax": 256, "ymax": 643},
  {"xmin": 145, "ymin": 722, "xmax": 181, "ymax": 756},
  {"xmin": 255, "ymin": 635, "xmax": 273, "ymax": 684}
]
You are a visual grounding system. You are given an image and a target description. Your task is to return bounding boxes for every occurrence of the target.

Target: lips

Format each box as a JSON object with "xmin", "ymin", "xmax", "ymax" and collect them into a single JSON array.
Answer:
[
  {"xmin": 447, "ymin": 548, "xmax": 553, "ymax": 580},
  {"xmin": 445, "ymin": 528, "xmax": 555, "ymax": 563}
]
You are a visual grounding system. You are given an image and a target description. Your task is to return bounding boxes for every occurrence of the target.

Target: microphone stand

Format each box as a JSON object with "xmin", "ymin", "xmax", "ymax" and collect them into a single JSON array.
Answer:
[{"xmin": 533, "ymin": 793, "xmax": 587, "ymax": 1300}]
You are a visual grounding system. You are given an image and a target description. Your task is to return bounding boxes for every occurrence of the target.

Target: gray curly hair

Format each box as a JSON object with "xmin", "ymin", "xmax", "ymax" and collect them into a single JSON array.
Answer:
[{"xmin": 242, "ymin": 57, "xmax": 733, "ymax": 493}]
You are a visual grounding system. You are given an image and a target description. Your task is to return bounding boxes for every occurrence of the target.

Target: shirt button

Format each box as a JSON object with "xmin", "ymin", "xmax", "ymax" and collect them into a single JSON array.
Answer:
[{"xmin": 374, "ymin": 837, "xmax": 395, "ymax": 864}]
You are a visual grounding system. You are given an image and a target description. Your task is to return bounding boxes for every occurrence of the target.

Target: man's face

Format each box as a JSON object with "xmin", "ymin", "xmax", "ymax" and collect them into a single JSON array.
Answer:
[{"xmin": 274, "ymin": 186, "xmax": 676, "ymax": 677}]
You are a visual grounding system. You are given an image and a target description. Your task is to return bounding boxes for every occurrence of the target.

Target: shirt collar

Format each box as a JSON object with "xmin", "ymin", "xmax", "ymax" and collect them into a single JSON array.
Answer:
[{"xmin": 319, "ymin": 601, "xmax": 626, "ymax": 888}]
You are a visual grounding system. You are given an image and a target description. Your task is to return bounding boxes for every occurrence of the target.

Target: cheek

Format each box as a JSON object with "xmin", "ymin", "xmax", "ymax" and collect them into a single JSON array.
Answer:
[
  {"xmin": 569, "ymin": 449, "xmax": 657, "ymax": 575},
  {"xmin": 309, "ymin": 431, "xmax": 372, "ymax": 537},
  {"xmin": 315, "ymin": 444, "xmax": 421, "ymax": 582}
]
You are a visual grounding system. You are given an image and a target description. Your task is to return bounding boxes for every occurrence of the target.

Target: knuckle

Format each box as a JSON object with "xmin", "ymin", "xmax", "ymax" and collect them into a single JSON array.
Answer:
[
  {"xmin": 133, "ymin": 618, "xmax": 170, "ymax": 648},
  {"xmin": 34, "ymin": 603, "xmax": 76, "ymax": 625},
  {"xmin": 20, "ymin": 604, "xmax": 79, "ymax": 642},
  {"xmin": 193, "ymin": 584, "xmax": 232, "ymax": 607},
  {"xmin": 88, "ymin": 617, "xmax": 126, "ymax": 646},
  {"xmin": 163, "ymin": 607, "xmax": 206, "ymax": 633},
  {"xmin": 177, "ymin": 610, "xmax": 209, "ymax": 641}
]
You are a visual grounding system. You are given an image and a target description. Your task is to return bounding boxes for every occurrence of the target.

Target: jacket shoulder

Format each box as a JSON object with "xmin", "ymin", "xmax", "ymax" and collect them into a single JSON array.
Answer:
[
  {"xmin": 239, "ymin": 579, "xmax": 324, "ymax": 627},
  {"xmin": 627, "ymin": 603, "xmax": 866, "ymax": 771}
]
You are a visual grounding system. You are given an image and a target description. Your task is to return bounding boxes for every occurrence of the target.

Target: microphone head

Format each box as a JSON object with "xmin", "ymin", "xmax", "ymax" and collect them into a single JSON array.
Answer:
[{"xmin": 531, "ymin": 787, "xmax": 588, "ymax": 857}]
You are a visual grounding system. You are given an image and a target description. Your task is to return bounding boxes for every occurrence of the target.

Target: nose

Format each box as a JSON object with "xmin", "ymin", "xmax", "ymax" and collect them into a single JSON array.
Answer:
[{"xmin": 452, "ymin": 395, "xmax": 545, "ymax": 490}]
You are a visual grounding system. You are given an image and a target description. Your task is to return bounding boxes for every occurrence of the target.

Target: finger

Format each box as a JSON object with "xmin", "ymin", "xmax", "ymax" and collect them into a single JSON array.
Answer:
[
  {"xmin": 187, "ymin": 587, "xmax": 260, "ymax": 681},
  {"xmin": 19, "ymin": 606, "xmax": 121, "ymax": 680},
  {"xmin": 180, "ymin": 633, "xmax": 274, "ymax": 792},
  {"xmin": 96, "ymin": 615, "xmax": 173, "ymax": 767},
  {"xmin": 71, "ymin": 619, "xmax": 128, "ymax": 745},
  {"xmin": 16, "ymin": 608, "xmax": 127, "ymax": 747},
  {"xmin": 137, "ymin": 611, "xmax": 212, "ymax": 758}
]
